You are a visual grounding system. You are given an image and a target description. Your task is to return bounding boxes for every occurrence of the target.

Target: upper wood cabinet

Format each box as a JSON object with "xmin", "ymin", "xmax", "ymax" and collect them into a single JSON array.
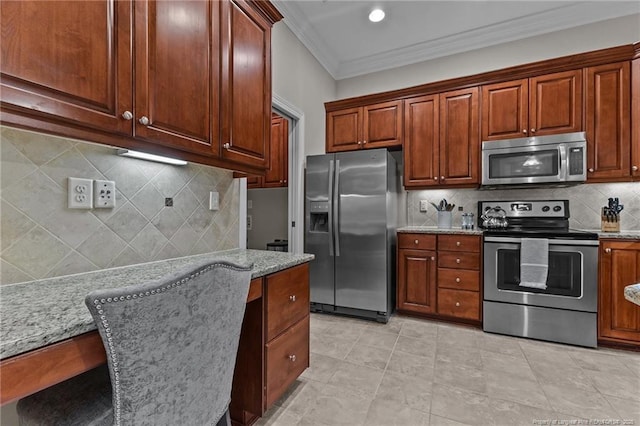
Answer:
[
  {"xmin": 481, "ymin": 70, "xmax": 582, "ymax": 141},
  {"xmin": 631, "ymin": 57, "xmax": 640, "ymax": 180},
  {"xmin": 599, "ymin": 240, "xmax": 640, "ymax": 348},
  {"xmin": 585, "ymin": 61, "xmax": 631, "ymax": 181},
  {"xmin": 0, "ymin": 0, "xmax": 281, "ymax": 173},
  {"xmin": 263, "ymin": 113, "xmax": 288, "ymax": 187},
  {"xmin": 134, "ymin": 0, "xmax": 220, "ymax": 155},
  {"xmin": 326, "ymin": 100, "xmax": 402, "ymax": 152},
  {"xmin": 0, "ymin": 1, "xmax": 133, "ymax": 135},
  {"xmin": 404, "ymin": 88, "xmax": 479, "ymax": 188}
]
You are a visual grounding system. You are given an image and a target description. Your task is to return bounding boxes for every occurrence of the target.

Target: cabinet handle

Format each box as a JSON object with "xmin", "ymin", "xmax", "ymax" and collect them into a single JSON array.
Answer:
[
  {"xmin": 289, "ymin": 354, "xmax": 297, "ymax": 362},
  {"xmin": 633, "ymin": 165, "xmax": 638, "ymax": 172},
  {"xmin": 414, "ymin": 239, "xmax": 419, "ymax": 245},
  {"xmin": 289, "ymin": 295, "xmax": 296, "ymax": 302},
  {"xmin": 456, "ymin": 241, "xmax": 461, "ymax": 247},
  {"xmin": 522, "ymin": 129, "xmax": 527, "ymax": 134},
  {"xmin": 223, "ymin": 143, "xmax": 230, "ymax": 150},
  {"xmin": 440, "ymin": 176, "xmax": 445, "ymax": 181},
  {"xmin": 456, "ymin": 258, "xmax": 461, "ymax": 264},
  {"xmin": 455, "ymin": 302, "xmax": 461, "ymax": 307},
  {"xmin": 456, "ymin": 277, "xmax": 461, "ymax": 283},
  {"xmin": 430, "ymin": 256, "xmax": 435, "ymax": 261},
  {"xmin": 122, "ymin": 111, "xmax": 133, "ymax": 120},
  {"xmin": 434, "ymin": 177, "xmax": 439, "ymax": 181},
  {"xmin": 605, "ymin": 248, "xmax": 611, "ymax": 254},
  {"xmin": 530, "ymin": 128, "xmax": 536, "ymax": 133},
  {"xmin": 588, "ymin": 168, "xmax": 594, "ymax": 173},
  {"xmin": 284, "ymin": 180, "xmax": 287, "ymax": 184},
  {"xmin": 363, "ymin": 140, "xmax": 367, "ymax": 144},
  {"xmin": 138, "ymin": 116, "xmax": 150, "ymax": 125},
  {"xmin": 357, "ymin": 141, "xmax": 362, "ymax": 145}
]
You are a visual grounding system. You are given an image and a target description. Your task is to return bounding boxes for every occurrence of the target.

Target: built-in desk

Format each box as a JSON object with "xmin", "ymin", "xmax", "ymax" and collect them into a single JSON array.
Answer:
[{"xmin": 0, "ymin": 249, "xmax": 313, "ymax": 425}]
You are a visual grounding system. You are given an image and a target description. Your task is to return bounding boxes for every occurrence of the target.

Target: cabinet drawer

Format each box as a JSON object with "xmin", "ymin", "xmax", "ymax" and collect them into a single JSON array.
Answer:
[
  {"xmin": 438, "ymin": 252, "xmax": 480, "ymax": 270},
  {"xmin": 398, "ymin": 233, "xmax": 436, "ymax": 250},
  {"xmin": 438, "ymin": 268, "xmax": 480, "ymax": 291},
  {"xmin": 265, "ymin": 315, "xmax": 310, "ymax": 409},
  {"xmin": 438, "ymin": 235, "xmax": 481, "ymax": 252},
  {"xmin": 437, "ymin": 289, "xmax": 480, "ymax": 321},
  {"xmin": 266, "ymin": 263, "xmax": 310, "ymax": 341}
]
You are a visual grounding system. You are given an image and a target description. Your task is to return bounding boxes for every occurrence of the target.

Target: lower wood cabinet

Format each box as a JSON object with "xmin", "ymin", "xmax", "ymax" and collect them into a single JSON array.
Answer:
[
  {"xmin": 397, "ymin": 233, "xmax": 482, "ymax": 324},
  {"xmin": 231, "ymin": 263, "xmax": 310, "ymax": 425},
  {"xmin": 598, "ymin": 239, "xmax": 640, "ymax": 347}
]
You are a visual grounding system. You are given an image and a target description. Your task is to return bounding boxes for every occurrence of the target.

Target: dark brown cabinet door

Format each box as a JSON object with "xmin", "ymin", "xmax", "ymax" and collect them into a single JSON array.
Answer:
[
  {"xmin": 585, "ymin": 62, "xmax": 631, "ymax": 181},
  {"xmin": 0, "ymin": 0, "xmax": 133, "ymax": 134},
  {"xmin": 529, "ymin": 70, "xmax": 582, "ymax": 136},
  {"xmin": 403, "ymin": 95, "xmax": 440, "ymax": 187},
  {"xmin": 439, "ymin": 87, "xmax": 479, "ymax": 186},
  {"xmin": 220, "ymin": 0, "xmax": 272, "ymax": 168},
  {"xmin": 599, "ymin": 240, "xmax": 640, "ymax": 346},
  {"xmin": 363, "ymin": 100, "xmax": 403, "ymax": 149},
  {"xmin": 263, "ymin": 114, "xmax": 288, "ymax": 187},
  {"xmin": 630, "ymin": 58, "xmax": 639, "ymax": 180},
  {"xmin": 481, "ymin": 79, "xmax": 528, "ymax": 141},
  {"xmin": 326, "ymin": 107, "xmax": 362, "ymax": 152},
  {"xmin": 134, "ymin": 0, "xmax": 219, "ymax": 155},
  {"xmin": 397, "ymin": 249, "xmax": 437, "ymax": 314}
]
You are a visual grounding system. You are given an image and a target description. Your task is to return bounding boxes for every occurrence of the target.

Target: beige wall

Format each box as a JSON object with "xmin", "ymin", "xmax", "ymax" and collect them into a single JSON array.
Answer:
[
  {"xmin": 0, "ymin": 126, "xmax": 240, "ymax": 285},
  {"xmin": 337, "ymin": 14, "xmax": 640, "ymax": 100},
  {"xmin": 247, "ymin": 187, "xmax": 288, "ymax": 250},
  {"xmin": 271, "ymin": 22, "xmax": 337, "ymax": 157}
]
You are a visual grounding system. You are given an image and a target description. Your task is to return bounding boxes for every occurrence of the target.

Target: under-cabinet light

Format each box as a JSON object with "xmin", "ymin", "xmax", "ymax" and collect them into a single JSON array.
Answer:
[{"xmin": 116, "ymin": 149, "xmax": 187, "ymax": 166}]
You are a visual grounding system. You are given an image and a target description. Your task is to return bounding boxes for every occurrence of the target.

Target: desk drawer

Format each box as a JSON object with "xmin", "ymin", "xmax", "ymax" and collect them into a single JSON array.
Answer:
[
  {"xmin": 266, "ymin": 263, "xmax": 309, "ymax": 341},
  {"xmin": 437, "ymin": 268, "xmax": 480, "ymax": 292},
  {"xmin": 438, "ymin": 235, "xmax": 481, "ymax": 252},
  {"xmin": 437, "ymin": 289, "xmax": 480, "ymax": 321},
  {"xmin": 438, "ymin": 252, "xmax": 480, "ymax": 270},
  {"xmin": 399, "ymin": 233, "xmax": 436, "ymax": 250},
  {"xmin": 265, "ymin": 315, "xmax": 309, "ymax": 408}
]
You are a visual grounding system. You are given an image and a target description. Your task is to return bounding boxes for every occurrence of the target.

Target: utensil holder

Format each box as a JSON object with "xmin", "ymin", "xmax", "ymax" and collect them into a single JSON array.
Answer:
[{"xmin": 437, "ymin": 211, "xmax": 452, "ymax": 229}]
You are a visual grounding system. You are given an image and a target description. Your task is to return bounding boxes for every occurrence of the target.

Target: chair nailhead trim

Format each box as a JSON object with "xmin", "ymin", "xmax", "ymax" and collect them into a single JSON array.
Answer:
[{"xmin": 90, "ymin": 262, "xmax": 249, "ymax": 425}]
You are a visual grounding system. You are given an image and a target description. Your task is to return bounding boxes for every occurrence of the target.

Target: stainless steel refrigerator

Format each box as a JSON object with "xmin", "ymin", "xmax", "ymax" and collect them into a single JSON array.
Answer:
[{"xmin": 304, "ymin": 149, "xmax": 403, "ymax": 323}]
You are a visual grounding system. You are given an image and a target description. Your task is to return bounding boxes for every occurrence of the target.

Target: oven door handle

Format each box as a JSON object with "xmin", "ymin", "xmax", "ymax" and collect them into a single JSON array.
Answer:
[{"xmin": 484, "ymin": 236, "xmax": 599, "ymax": 246}]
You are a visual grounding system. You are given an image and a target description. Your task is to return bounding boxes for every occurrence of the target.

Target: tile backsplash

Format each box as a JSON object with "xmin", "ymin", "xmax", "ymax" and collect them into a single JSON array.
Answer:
[
  {"xmin": 408, "ymin": 183, "xmax": 640, "ymax": 230},
  {"xmin": 1, "ymin": 126, "xmax": 239, "ymax": 285}
]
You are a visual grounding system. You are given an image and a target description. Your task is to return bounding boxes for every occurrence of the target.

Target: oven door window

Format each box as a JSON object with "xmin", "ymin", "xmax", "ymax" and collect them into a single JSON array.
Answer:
[
  {"xmin": 489, "ymin": 149, "xmax": 559, "ymax": 179},
  {"xmin": 496, "ymin": 248, "xmax": 581, "ymax": 296}
]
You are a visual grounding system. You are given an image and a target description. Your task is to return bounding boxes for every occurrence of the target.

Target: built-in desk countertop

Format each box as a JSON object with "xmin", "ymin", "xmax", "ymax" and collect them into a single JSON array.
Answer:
[{"xmin": 0, "ymin": 249, "xmax": 314, "ymax": 405}]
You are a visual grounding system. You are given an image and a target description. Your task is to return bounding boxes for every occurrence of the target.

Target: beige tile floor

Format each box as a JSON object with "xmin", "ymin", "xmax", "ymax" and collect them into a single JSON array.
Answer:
[{"xmin": 256, "ymin": 313, "xmax": 640, "ymax": 426}]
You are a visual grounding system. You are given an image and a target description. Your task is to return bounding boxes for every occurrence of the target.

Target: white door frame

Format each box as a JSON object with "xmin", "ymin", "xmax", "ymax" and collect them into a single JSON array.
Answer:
[{"xmin": 238, "ymin": 94, "xmax": 305, "ymax": 253}]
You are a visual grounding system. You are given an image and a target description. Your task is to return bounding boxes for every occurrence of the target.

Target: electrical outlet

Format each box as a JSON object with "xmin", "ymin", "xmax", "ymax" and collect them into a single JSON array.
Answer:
[
  {"xmin": 209, "ymin": 191, "xmax": 219, "ymax": 211},
  {"xmin": 68, "ymin": 177, "xmax": 93, "ymax": 209},
  {"xmin": 94, "ymin": 180, "xmax": 116, "ymax": 208},
  {"xmin": 419, "ymin": 200, "xmax": 429, "ymax": 212},
  {"xmin": 247, "ymin": 215, "xmax": 252, "ymax": 231}
]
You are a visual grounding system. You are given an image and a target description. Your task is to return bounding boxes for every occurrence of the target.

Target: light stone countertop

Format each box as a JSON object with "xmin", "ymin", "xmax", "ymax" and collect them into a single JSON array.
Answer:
[
  {"xmin": 0, "ymin": 249, "xmax": 314, "ymax": 360},
  {"xmin": 589, "ymin": 230, "xmax": 640, "ymax": 240},
  {"xmin": 397, "ymin": 226, "xmax": 484, "ymax": 235},
  {"xmin": 625, "ymin": 284, "xmax": 640, "ymax": 306}
]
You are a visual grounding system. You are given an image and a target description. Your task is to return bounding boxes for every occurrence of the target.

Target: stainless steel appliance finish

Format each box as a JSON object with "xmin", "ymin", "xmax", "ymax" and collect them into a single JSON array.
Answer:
[
  {"xmin": 305, "ymin": 149, "xmax": 400, "ymax": 322},
  {"xmin": 481, "ymin": 132, "xmax": 587, "ymax": 187},
  {"xmin": 481, "ymin": 199, "xmax": 599, "ymax": 347}
]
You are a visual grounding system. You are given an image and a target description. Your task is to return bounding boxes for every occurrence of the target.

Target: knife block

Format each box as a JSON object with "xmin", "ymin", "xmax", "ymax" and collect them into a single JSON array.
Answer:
[{"xmin": 601, "ymin": 216, "xmax": 620, "ymax": 232}]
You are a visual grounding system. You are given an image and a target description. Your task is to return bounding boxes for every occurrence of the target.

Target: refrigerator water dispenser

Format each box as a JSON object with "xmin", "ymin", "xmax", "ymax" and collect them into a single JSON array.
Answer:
[{"xmin": 309, "ymin": 201, "xmax": 329, "ymax": 232}]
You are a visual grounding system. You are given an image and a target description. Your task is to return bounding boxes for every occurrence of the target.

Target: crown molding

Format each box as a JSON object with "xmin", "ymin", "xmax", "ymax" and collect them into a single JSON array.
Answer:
[{"xmin": 275, "ymin": 1, "xmax": 639, "ymax": 81}]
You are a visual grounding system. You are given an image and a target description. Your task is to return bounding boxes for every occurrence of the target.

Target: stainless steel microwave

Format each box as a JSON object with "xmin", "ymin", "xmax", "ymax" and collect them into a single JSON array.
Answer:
[{"xmin": 481, "ymin": 132, "xmax": 587, "ymax": 187}]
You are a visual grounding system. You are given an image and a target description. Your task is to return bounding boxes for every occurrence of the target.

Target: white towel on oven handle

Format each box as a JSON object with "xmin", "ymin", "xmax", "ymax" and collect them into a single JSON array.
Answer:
[{"xmin": 519, "ymin": 238, "xmax": 548, "ymax": 289}]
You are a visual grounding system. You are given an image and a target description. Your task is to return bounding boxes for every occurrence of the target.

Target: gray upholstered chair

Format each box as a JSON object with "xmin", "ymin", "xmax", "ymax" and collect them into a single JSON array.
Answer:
[{"xmin": 17, "ymin": 260, "xmax": 253, "ymax": 426}]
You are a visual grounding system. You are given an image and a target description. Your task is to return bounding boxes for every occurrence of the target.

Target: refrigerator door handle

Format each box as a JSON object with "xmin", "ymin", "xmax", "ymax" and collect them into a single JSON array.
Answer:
[
  {"xmin": 328, "ymin": 160, "xmax": 335, "ymax": 256},
  {"xmin": 334, "ymin": 160, "xmax": 341, "ymax": 257}
]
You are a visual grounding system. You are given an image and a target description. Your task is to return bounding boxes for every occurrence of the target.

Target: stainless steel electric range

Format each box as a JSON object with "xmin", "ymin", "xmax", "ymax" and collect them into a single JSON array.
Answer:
[{"xmin": 479, "ymin": 200, "xmax": 599, "ymax": 348}]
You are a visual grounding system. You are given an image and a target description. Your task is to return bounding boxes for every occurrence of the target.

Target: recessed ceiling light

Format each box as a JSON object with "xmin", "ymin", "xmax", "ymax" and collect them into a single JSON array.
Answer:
[{"xmin": 369, "ymin": 8, "xmax": 385, "ymax": 23}]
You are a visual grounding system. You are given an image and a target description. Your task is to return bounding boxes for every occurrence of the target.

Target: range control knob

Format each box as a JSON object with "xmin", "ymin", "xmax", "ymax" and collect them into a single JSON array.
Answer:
[
  {"xmin": 542, "ymin": 206, "xmax": 550, "ymax": 212},
  {"xmin": 553, "ymin": 206, "xmax": 562, "ymax": 212}
]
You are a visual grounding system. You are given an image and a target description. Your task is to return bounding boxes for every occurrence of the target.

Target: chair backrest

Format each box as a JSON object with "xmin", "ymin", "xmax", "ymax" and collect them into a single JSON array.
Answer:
[{"xmin": 85, "ymin": 261, "xmax": 253, "ymax": 426}]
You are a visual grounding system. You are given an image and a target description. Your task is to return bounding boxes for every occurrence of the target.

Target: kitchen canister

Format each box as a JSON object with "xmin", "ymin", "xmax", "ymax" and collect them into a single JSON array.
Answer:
[{"xmin": 437, "ymin": 211, "xmax": 452, "ymax": 229}]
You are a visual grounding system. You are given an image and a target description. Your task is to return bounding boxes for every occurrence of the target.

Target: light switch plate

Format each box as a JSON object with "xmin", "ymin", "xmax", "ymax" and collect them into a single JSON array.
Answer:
[
  {"xmin": 68, "ymin": 177, "xmax": 93, "ymax": 209},
  {"xmin": 94, "ymin": 180, "xmax": 116, "ymax": 208},
  {"xmin": 209, "ymin": 191, "xmax": 219, "ymax": 211}
]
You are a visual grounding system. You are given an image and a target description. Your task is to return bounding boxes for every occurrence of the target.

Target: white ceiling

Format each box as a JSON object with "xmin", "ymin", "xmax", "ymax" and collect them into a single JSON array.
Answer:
[{"xmin": 272, "ymin": 1, "xmax": 640, "ymax": 80}]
